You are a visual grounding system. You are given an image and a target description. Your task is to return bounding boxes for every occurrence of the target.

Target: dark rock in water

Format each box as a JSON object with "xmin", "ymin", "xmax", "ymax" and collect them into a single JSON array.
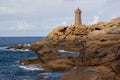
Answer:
[
  {"xmin": 39, "ymin": 73, "xmax": 46, "ymax": 79},
  {"xmin": 6, "ymin": 44, "xmax": 30, "ymax": 50},
  {"xmin": 19, "ymin": 57, "xmax": 42, "ymax": 65}
]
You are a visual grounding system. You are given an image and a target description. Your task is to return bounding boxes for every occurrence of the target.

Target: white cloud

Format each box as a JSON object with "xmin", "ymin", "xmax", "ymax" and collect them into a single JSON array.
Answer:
[
  {"xmin": 88, "ymin": 16, "xmax": 100, "ymax": 25},
  {"xmin": 10, "ymin": 27, "xmax": 14, "ymax": 30},
  {"xmin": 112, "ymin": 13, "xmax": 120, "ymax": 19},
  {"xmin": 61, "ymin": 21, "xmax": 67, "ymax": 25},
  {"xmin": 0, "ymin": 0, "xmax": 119, "ymax": 36},
  {"xmin": 93, "ymin": 16, "xmax": 100, "ymax": 24},
  {"xmin": 0, "ymin": 6, "xmax": 26, "ymax": 15},
  {"xmin": 8, "ymin": 21, "xmax": 58, "ymax": 36},
  {"xmin": 4, "ymin": 22, "xmax": 38, "ymax": 31},
  {"xmin": 98, "ymin": 11, "xmax": 103, "ymax": 15},
  {"xmin": 64, "ymin": 0, "xmax": 75, "ymax": 1}
]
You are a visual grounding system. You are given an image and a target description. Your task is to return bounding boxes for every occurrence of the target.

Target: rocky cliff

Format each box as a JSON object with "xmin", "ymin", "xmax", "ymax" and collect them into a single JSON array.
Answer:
[
  {"xmin": 33, "ymin": 17, "xmax": 120, "ymax": 80},
  {"xmin": 11, "ymin": 17, "xmax": 120, "ymax": 80}
]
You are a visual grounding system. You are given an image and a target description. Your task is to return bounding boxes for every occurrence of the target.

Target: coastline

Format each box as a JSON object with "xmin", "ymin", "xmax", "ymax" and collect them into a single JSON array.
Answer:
[{"xmin": 4, "ymin": 17, "xmax": 120, "ymax": 80}]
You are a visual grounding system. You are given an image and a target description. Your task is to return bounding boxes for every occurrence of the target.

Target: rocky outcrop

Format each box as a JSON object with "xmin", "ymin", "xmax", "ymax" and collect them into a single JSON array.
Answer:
[
  {"xmin": 20, "ymin": 57, "xmax": 41, "ymax": 65},
  {"xmin": 60, "ymin": 17, "xmax": 120, "ymax": 80},
  {"xmin": 60, "ymin": 66, "xmax": 116, "ymax": 80},
  {"xmin": 47, "ymin": 26, "xmax": 89, "ymax": 42},
  {"xmin": 21, "ymin": 44, "xmax": 75, "ymax": 71},
  {"xmin": 6, "ymin": 44, "xmax": 30, "ymax": 50},
  {"xmin": 84, "ymin": 28, "xmax": 120, "ymax": 66},
  {"xmin": 18, "ymin": 17, "xmax": 120, "ymax": 79},
  {"xmin": 43, "ymin": 58, "xmax": 74, "ymax": 71}
]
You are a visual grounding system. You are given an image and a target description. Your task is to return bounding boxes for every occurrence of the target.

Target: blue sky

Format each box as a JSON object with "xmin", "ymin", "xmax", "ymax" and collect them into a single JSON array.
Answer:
[{"xmin": 0, "ymin": 0, "xmax": 120, "ymax": 36}]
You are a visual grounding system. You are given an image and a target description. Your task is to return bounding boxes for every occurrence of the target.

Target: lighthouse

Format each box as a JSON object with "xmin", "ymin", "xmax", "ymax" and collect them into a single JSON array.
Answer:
[{"xmin": 74, "ymin": 8, "xmax": 82, "ymax": 27}]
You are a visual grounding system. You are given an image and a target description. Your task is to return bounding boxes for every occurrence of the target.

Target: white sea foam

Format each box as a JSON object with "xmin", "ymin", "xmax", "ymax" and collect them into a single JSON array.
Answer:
[
  {"xmin": 23, "ymin": 44, "xmax": 31, "ymax": 46},
  {"xmin": 25, "ymin": 44, "xmax": 31, "ymax": 46},
  {"xmin": 7, "ymin": 49, "xmax": 30, "ymax": 52},
  {"xmin": 18, "ymin": 49, "xmax": 30, "ymax": 51},
  {"xmin": 0, "ymin": 47, "xmax": 7, "ymax": 50},
  {"xmin": 0, "ymin": 43, "xmax": 31, "ymax": 51},
  {"xmin": 0, "ymin": 46, "xmax": 30, "ymax": 52},
  {"xmin": 18, "ymin": 43, "xmax": 31, "ymax": 46},
  {"xmin": 16, "ymin": 61, "xmax": 19, "ymax": 63},
  {"xmin": 19, "ymin": 65, "xmax": 44, "ymax": 71}
]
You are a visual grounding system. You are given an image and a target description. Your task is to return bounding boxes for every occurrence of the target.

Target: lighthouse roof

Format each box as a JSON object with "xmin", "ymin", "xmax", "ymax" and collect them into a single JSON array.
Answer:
[{"xmin": 75, "ymin": 8, "xmax": 81, "ymax": 13}]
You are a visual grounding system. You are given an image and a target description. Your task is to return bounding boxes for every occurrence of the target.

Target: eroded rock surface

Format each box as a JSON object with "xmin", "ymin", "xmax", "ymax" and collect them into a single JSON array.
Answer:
[
  {"xmin": 18, "ymin": 17, "xmax": 120, "ymax": 79},
  {"xmin": 60, "ymin": 66, "xmax": 116, "ymax": 80}
]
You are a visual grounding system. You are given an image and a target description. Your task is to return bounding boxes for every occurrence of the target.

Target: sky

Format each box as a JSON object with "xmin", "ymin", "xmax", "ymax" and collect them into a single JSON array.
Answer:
[{"xmin": 0, "ymin": 0, "xmax": 120, "ymax": 37}]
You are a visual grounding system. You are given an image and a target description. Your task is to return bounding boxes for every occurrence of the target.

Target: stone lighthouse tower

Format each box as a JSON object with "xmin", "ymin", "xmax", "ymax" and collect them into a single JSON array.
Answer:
[{"xmin": 74, "ymin": 8, "xmax": 82, "ymax": 27}]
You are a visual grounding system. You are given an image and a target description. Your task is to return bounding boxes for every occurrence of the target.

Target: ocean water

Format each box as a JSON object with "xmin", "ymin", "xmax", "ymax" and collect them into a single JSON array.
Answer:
[{"xmin": 0, "ymin": 37, "xmax": 64, "ymax": 80}]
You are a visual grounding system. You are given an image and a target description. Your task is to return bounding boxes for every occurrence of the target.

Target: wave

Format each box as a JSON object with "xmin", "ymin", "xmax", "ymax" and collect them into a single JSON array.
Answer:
[
  {"xmin": 0, "ymin": 47, "xmax": 7, "ymax": 50},
  {"xmin": 14, "ymin": 49, "xmax": 30, "ymax": 52},
  {"xmin": 0, "ymin": 47, "xmax": 30, "ymax": 52},
  {"xmin": 0, "ymin": 43, "xmax": 31, "ymax": 51},
  {"xmin": 19, "ymin": 64, "xmax": 44, "ymax": 71},
  {"xmin": 18, "ymin": 43, "xmax": 31, "ymax": 46},
  {"xmin": 8, "ymin": 49, "xmax": 30, "ymax": 52}
]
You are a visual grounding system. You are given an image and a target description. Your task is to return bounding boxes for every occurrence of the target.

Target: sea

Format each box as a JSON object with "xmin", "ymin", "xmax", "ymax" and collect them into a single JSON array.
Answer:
[{"xmin": 0, "ymin": 37, "xmax": 65, "ymax": 80}]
